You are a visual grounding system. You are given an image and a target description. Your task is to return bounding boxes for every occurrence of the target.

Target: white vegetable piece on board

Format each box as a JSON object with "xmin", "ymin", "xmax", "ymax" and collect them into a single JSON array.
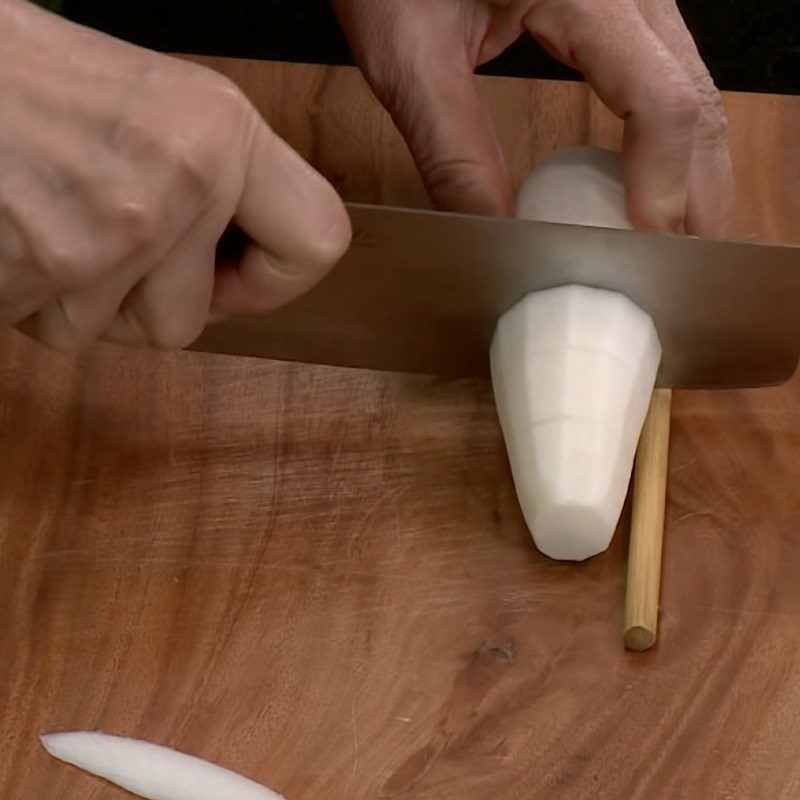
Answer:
[
  {"xmin": 490, "ymin": 147, "xmax": 662, "ymax": 561},
  {"xmin": 41, "ymin": 731, "xmax": 286, "ymax": 800}
]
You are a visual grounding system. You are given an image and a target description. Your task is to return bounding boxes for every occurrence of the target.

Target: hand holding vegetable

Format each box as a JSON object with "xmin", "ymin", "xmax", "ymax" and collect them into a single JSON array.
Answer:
[
  {"xmin": 333, "ymin": 0, "xmax": 733, "ymax": 235},
  {"xmin": 0, "ymin": 0, "xmax": 351, "ymax": 351}
]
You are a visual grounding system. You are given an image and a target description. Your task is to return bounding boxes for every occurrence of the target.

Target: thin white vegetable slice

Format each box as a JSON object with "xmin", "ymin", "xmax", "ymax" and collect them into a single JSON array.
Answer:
[
  {"xmin": 490, "ymin": 147, "xmax": 661, "ymax": 561},
  {"xmin": 41, "ymin": 731, "xmax": 286, "ymax": 800}
]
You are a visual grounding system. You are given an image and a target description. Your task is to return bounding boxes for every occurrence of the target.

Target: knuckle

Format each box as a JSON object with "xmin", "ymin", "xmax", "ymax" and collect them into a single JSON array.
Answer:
[
  {"xmin": 20, "ymin": 310, "xmax": 82, "ymax": 353},
  {"xmin": 149, "ymin": 124, "xmax": 216, "ymax": 199},
  {"xmin": 0, "ymin": 200, "xmax": 28, "ymax": 267},
  {"xmin": 134, "ymin": 65, "xmax": 259, "ymax": 209},
  {"xmin": 524, "ymin": 0, "xmax": 598, "ymax": 64},
  {"xmin": 657, "ymin": 81, "xmax": 701, "ymax": 128},
  {"xmin": 697, "ymin": 90, "xmax": 729, "ymax": 143},
  {"xmin": 148, "ymin": 314, "xmax": 205, "ymax": 351},
  {"xmin": 421, "ymin": 157, "xmax": 511, "ymax": 214},
  {"xmin": 36, "ymin": 239, "xmax": 100, "ymax": 288},
  {"xmin": 159, "ymin": 83, "xmax": 254, "ymax": 203},
  {"xmin": 41, "ymin": 330, "xmax": 83, "ymax": 353},
  {"xmin": 201, "ymin": 70, "xmax": 249, "ymax": 108},
  {"xmin": 681, "ymin": 62, "xmax": 729, "ymax": 144},
  {"xmin": 113, "ymin": 195, "xmax": 163, "ymax": 253},
  {"xmin": 196, "ymin": 70, "xmax": 258, "ymax": 143}
]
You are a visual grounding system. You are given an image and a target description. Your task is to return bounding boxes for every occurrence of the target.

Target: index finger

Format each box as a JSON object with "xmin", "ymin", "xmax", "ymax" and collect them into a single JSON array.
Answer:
[
  {"xmin": 524, "ymin": 0, "xmax": 700, "ymax": 232},
  {"xmin": 637, "ymin": 0, "xmax": 733, "ymax": 236}
]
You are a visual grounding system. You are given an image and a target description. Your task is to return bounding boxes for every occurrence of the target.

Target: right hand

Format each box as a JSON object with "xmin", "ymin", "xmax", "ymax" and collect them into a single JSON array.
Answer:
[{"xmin": 0, "ymin": 0, "xmax": 351, "ymax": 351}]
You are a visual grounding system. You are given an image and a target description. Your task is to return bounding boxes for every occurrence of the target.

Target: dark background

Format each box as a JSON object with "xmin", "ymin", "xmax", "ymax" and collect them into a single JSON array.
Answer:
[{"xmin": 56, "ymin": 0, "xmax": 799, "ymax": 95}]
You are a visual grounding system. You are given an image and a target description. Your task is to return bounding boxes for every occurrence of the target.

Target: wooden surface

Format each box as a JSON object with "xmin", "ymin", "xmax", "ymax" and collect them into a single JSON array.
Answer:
[{"xmin": 2, "ymin": 58, "xmax": 800, "ymax": 799}]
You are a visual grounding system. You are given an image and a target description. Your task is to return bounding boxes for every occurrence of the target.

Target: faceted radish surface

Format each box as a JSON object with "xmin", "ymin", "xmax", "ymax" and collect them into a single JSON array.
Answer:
[
  {"xmin": 491, "ymin": 146, "xmax": 661, "ymax": 561},
  {"xmin": 491, "ymin": 285, "xmax": 661, "ymax": 560}
]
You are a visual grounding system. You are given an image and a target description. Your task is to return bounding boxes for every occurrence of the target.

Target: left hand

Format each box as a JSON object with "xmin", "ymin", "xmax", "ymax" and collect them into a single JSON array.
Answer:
[{"xmin": 332, "ymin": 0, "xmax": 733, "ymax": 237}]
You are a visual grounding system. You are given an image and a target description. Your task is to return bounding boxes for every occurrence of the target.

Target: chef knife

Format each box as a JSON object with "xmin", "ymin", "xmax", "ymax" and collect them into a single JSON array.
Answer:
[{"xmin": 189, "ymin": 202, "xmax": 800, "ymax": 388}]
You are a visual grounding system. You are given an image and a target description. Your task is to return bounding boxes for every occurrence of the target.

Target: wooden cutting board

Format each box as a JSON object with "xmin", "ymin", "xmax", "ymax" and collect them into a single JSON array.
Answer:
[{"xmin": 2, "ymin": 58, "xmax": 800, "ymax": 800}]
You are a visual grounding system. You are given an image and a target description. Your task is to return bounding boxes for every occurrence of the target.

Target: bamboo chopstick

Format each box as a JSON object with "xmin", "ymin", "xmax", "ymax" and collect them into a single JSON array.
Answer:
[{"xmin": 624, "ymin": 388, "xmax": 673, "ymax": 651}]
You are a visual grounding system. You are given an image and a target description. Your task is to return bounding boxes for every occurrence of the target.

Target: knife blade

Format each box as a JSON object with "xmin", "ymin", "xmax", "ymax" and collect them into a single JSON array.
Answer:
[{"xmin": 189, "ymin": 202, "xmax": 800, "ymax": 388}]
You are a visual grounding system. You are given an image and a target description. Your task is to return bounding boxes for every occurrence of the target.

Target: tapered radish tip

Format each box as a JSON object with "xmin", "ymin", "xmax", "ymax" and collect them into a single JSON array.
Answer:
[
  {"xmin": 532, "ymin": 505, "xmax": 615, "ymax": 561},
  {"xmin": 40, "ymin": 733, "xmax": 60, "ymax": 754},
  {"xmin": 40, "ymin": 731, "xmax": 82, "ymax": 759}
]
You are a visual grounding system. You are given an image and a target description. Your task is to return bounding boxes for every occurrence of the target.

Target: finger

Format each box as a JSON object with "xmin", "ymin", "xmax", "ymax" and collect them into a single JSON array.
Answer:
[
  {"xmin": 637, "ymin": 0, "xmax": 733, "ymax": 236},
  {"xmin": 3, "ymin": 281, "xmax": 50, "ymax": 333},
  {"xmin": 0, "ymin": 213, "xmax": 49, "ymax": 330},
  {"xmin": 17, "ymin": 267, "xmax": 135, "ymax": 350},
  {"xmin": 399, "ymin": 64, "xmax": 514, "ymax": 216},
  {"xmin": 378, "ymin": 60, "xmax": 513, "ymax": 216},
  {"xmin": 335, "ymin": 1, "xmax": 513, "ymax": 216},
  {"xmin": 1, "ymin": 190, "xmax": 79, "ymax": 334},
  {"xmin": 210, "ymin": 241, "xmax": 297, "ymax": 319},
  {"xmin": 212, "ymin": 122, "xmax": 351, "ymax": 317},
  {"xmin": 12, "ymin": 206, "xmax": 198, "ymax": 350},
  {"xmin": 524, "ymin": 0, "xmax": 700, "ymax": 232},
  {"xmin": 102, "ymin": 232, "xmax": 216, "ymax": 349},
  {"xmin": 14, "ymin": 228, "xmax": 156, "ymax": 349}
]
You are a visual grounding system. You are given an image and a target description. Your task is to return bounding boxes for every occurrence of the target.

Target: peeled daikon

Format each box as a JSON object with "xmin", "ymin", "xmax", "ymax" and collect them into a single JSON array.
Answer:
[
  {"xmin": 490, "ymin": 147, "xmax": 661, "ymax": 561},
  {"xmin": 516, "ymin": 146, "xmax": 631, "ymax": 230},
  {"xmin": 41, "ymin": 731, "xmax": 286, "ymax": 800}
]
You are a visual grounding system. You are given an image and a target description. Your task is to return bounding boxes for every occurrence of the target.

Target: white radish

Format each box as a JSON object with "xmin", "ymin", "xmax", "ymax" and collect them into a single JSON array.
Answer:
[
  {"xmin": 516, "ymin": 146, "xmax": 631, "ymax": 229},
  {"xmin": 490, "ymin": 147, "xmax": 661, "ymax": 561},
  {"xmin": 41, "ymin": 731, "xmax": 286, "ymax": 800}
]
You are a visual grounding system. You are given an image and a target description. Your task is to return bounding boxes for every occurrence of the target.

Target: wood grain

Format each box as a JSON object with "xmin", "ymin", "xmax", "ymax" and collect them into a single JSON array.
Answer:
[{"xmin": 2, "ymin": 58, "xmax": 800, "ymax": 799}]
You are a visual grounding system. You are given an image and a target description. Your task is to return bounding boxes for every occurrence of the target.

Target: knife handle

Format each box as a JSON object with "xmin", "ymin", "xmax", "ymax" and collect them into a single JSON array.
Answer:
[{"xmin": 624, "ymin": 388, "xmax": 673, "ymax": 651}]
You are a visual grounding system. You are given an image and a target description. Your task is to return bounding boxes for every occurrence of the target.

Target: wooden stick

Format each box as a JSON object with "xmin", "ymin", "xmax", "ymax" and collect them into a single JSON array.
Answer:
[{"xmin": 624, "ymin": 388, "xmax": 673, "ymax": 651}]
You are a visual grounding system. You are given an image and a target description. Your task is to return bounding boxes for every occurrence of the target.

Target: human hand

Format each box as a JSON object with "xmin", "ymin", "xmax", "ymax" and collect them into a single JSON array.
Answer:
[
  {"xmin": 333, "ymin": 0, "xmax": 732, "ymax": 235},
  {"xmin": 0, "ymin": 0, "xmax": 350, "ymax": 351}
]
